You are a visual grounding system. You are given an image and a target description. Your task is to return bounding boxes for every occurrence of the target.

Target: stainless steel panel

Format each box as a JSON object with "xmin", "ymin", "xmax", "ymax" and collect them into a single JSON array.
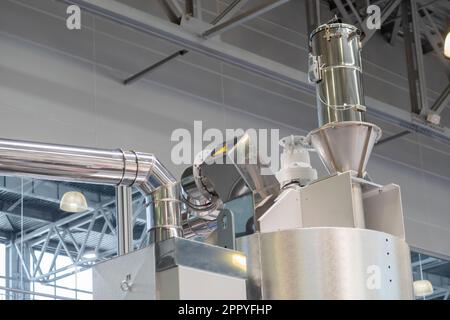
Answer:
[
  {"xmin": 363, "ymin": 184, "xmax": 406, "ymax": 239},
  {"xmin": 93, "ymin": 237, "xmax": 248, "ymax": 300},
  {"xmin": 351, "ymin": 182, "xmax": 365, "ymax": 229},
  {"xmin": 299, "ymin": 172, "xmax": 356, "ymax": 228},
  {"xmin": 240, "ymin": 228, "xmax": 413, "ymax": 300},
  {"xmin": 155, "ymin": 237, "xmax": 247, "ymax": 279},
  {"xmin": 236, "ymin": 233, "xmax": 262, "ymax": 299},
  {"xmin": 93, "ymin": 245, "xmax": 156, "ymax": 300},
  {"xmin": 157, "ymin": 266, "xmax": 247, "ymax": 300}
]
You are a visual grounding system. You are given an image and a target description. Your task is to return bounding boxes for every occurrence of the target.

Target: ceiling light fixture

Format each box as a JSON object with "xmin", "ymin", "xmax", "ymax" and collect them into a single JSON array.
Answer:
[
  {"xmin": 444, "ymin": 31, "xmax": 450, "ymax": 58},
  {"xmin": 413, "ymin": 280, "xmax": 433, "ymax": 297},
  {"xmin": 83, "ymin": 251, "xmax": 97, "ymax": 260},
  {"xmin": 60, "ymin": 191, "xmax": 88, "ymax": 213}
]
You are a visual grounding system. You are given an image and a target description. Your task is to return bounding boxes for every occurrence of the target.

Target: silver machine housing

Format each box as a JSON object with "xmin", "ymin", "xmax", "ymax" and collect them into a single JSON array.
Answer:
[{"xmin": 231, "ymin": 22, "xmax": 413, "ymax": 299}]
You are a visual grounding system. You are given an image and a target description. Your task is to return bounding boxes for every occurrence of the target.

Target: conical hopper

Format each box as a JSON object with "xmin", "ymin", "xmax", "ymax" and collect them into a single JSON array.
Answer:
[{"xmin": 307, "ymin": 122, "xmax": 382, "ymax": 177}]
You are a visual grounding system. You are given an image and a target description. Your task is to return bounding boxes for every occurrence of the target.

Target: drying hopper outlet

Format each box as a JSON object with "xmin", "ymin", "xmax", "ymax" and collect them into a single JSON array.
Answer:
[{"xmin": 307, "ymin": 121, "xmax": 382, "ymax": 177}]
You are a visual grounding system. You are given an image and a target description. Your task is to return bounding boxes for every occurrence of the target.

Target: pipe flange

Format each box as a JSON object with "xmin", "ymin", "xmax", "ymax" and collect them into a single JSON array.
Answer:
[{"xmin": 118, "ymin": 149, "xmax": 139, "ymax": 187}]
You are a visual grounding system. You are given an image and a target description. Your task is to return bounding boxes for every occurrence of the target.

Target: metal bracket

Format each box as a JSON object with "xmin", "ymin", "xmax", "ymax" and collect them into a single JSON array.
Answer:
[
  {"xmin": 123, "ymin": 50, "xmax": 188, "ymax": 85},
  {"xmin": 201, "ymin": 0, "xmax": 290, "ymax": 39},
  {"xmin": 216, "ymin": 209, "xmax": 236, "ymax": 250},
  {"xmin": 308, "ymin": 53, "xmax": 322, "ymax": 83},
  {"xmin": 376, "ymin": 130, "xmax": 410, "ymax": 146},
  {"xmin": 120, "ymin": 273, "xmax": 133, "ymax": 292}
]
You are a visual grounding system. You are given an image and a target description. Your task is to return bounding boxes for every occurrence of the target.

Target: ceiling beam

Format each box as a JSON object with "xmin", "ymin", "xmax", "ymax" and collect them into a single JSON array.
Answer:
[
  {"xmin": 157, "ymin": 0, "xmax": 183, "ymax": 24},
  {"xmin": 361, "ymin": 0, "xmax": 403, "ymax": 46},
  {"xmin": 0, "ymin": 210, "xmax": 53, "ymax": 225},
  {"xmin": 211, "ymin": 0, "xmax": 249, "ymax": 25},
  {"xmin": 62, "ymin": 0, "xmax": 450, "ymax": 145},
  {"xmin": 305, "ymin": 0, "xmax": 321, "ymax": 36},
  {"xmin": 402, "ymin": 0, "xmax": 430, "ymax": 116},
  {"xmin": 389, "ymin": 6, "xmax": 402, "ymax": 45},
  {"xmin": 332, "ymin": 0, "xmax": 354, "ymax": 23},
  {"xmin": 430, "ymin": 84, "xmax": 450, "ymax": 114},
  {"xmin": 202, "ymin": 0, "xmax": 290, "ymax": 39}
]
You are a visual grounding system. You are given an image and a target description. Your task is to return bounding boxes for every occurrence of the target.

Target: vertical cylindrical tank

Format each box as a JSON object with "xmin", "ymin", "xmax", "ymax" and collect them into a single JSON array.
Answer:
[
  {"xmin": 237, "ymin": 229, "xmax": 414, "ymax": 300},
  {"xmin": 309, "ymin": 23, "xmax": 366, "ymax": 126}
]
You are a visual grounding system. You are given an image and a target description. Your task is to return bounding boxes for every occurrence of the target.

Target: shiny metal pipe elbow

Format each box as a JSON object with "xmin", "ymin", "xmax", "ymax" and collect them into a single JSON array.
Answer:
[
  {"xmin": 134, "ymin": 152, "xmax": 177, "ymax": 195},
  {"xmin": 0, "ymin": 138, "xmax": 182, "ymax": 244}
]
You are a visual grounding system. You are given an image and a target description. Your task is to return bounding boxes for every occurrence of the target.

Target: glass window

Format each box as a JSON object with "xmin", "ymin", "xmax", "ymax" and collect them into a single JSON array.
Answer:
[
  {"xmin": 0, "ymin": 244, "xmax": 5, "ymax": 300},
  {"xmin": 0, "ymin": 176, "xmax": 137, "ymax": 300},
  {"xmin": 411, "ymin": 251, "xmax": 450, "ymax": 300}
]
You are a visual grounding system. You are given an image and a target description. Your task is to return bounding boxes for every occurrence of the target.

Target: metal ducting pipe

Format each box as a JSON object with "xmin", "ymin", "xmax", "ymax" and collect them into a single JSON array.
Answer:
[
  {"xmin": 0, "ymin": 138, "xmax": 176, "ymax": 192},
  {"xmin": 0, "ymin": 138, "xmax": 182, "ymax": 245}
]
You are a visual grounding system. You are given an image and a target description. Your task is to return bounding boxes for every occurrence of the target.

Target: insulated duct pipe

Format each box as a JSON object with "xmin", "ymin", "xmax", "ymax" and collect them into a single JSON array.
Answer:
[
  {"xmin": 0, "ymin": 138, "xmax": 175, "ymax": 193},
  {"xmin": 0, "ymin": 138, "xmax": 181, "ymax": 244}
]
